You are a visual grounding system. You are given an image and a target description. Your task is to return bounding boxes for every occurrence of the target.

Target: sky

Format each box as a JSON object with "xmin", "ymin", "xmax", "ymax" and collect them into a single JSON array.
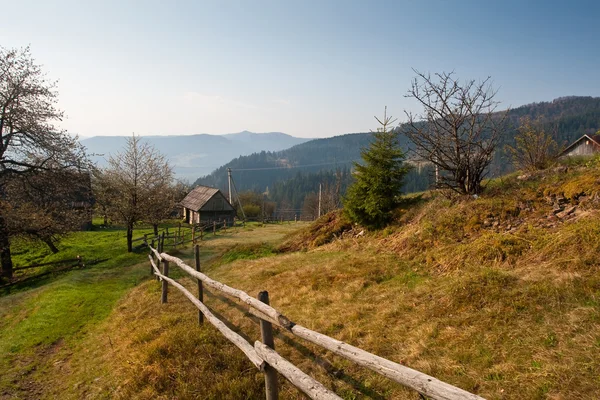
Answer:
[{"xmin": 2, "ymin": 0, "xmax": 600, "ymax": 138}]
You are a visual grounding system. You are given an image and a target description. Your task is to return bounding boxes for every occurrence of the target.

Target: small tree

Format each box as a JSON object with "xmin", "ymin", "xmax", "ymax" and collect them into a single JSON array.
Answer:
[
  {"xmin": 506, "ymin": 116, "xmax": 562, "ymax": 171},
  {"xmin": 100, "ymin": 135, "xmax": 173, "ymax": 252},
  {"xmin": 145, "ymin": 180, "xmax": 187, "ymax": 235},
  {"xmin": 3, "ymin": 168, "xmax": 92, "ymax": 253},
  {"xmin": 344, "ymin": 108, "xmax": 410, "ymax": 228},
  {"xmin": 302, "ymin": 192, "xmax": 319, "ymax": 220},
  {"xmin": 403, "ymin": 71, "xmax": 508, "ymax": 195}
]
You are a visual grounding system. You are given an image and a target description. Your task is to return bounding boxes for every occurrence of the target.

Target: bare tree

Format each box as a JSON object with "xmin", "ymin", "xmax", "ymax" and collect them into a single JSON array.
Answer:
[
  {"xmin": 3, "ymin": 168, "xmax": 92, "ymax": 254},
  {"xmin": 506, "ymin": 116, "xmax": 562, "ymax": 171},
  {"xmin": 403, "ymin": 71, "xmax": 508, "ymax": 195},
  {"xmin": 301, "ymin": 192, "xmax": 319, "ymax": 220},
  {"xmin": 0, "ymin": 46, "xmax": 88, "ymax": 279},
  {"xmin": 100, "ymin": 135, "xmax": 173, "ymax": 252},
  {"xmin": 145, "ymin": 180, "xmax": 187, "ymax": 235},
  {"xmin": 91, "ymin": 167, "xmax": 117, "ymax": 227}
]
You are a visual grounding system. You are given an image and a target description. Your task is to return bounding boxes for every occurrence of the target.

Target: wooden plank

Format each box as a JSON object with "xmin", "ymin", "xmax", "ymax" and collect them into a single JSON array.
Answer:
[
  {"xmin": 161, "ymin": 260, "xmax": 169, "ymax": 303},
  {"xmin": 160, "ymin": 253, "xmax": 294, "ymax": 329},
  {"xmin": 151, "ymin": 269, "xmax": 265, "ymax": 370},
  {"xmin": 288, "ymin": 325, "xmax": 484, "ymax": 400},
  {"xmin": 254, "ymin": 342, "xmax": 342, "ymax": 400},
  {"xmin": 195, "ymin": 245, "xmax": 203, "ymax": 325}
]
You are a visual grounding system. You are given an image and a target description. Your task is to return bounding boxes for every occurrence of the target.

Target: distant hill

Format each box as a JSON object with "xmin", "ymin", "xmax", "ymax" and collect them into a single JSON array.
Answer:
[
  {"xmin": 194, "ymin": 132, "xmax": 378, "ymax": 191},
  {"xmin": 195, "ymin": 96, "xmax": 600, "ymax": 203},
  {"xmin": 80, "ymin": 131, "xmax": 309, "ymax": 182}
]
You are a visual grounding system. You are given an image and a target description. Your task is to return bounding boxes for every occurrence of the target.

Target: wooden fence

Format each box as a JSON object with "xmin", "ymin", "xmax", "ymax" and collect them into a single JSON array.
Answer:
[
  {"xmin": 145, "ymin": 239, "xmax": 485, "ymax": 400},
  {"xmin": 133, "ymin": 220, "xmax": 237, "ymax": 250}
]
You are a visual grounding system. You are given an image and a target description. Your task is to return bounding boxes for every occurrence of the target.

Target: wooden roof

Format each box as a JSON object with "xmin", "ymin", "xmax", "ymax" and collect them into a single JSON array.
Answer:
[
  {"xmin": 562, "ymin": 133, "xmax": 600, "ymax": 155},
  {"xmin": 180, "ymin": 185, "xmax": 221, "ymax": 211}
]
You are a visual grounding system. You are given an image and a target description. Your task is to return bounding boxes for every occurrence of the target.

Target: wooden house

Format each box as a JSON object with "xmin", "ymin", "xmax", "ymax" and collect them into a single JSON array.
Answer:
[
  {"xmin": 180, "ymin": 185, "xmax": 236, "ymax": 224},
  {"xmin": 561, "ymin": 133, "xmax": 600, "ymax": 157}
]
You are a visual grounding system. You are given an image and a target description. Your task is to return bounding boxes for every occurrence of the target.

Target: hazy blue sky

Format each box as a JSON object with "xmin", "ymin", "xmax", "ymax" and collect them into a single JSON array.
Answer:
[{"xmin": 2, "ymin": 0, "xmax": 599, "ymax": 138}]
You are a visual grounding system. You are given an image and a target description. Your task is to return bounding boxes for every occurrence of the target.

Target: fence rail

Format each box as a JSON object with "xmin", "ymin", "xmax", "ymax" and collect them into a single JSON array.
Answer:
[
  {"xmin": 146, "ymin": 240, "xmax": 484, "ymax": 400},
  {"xmin": 133, "ymin": 220, "xmax": 238, "ymax": 250}
]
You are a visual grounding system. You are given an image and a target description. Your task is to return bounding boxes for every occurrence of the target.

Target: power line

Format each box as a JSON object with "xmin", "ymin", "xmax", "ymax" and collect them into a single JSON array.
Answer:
[{"xmin": 231, "ymin": 160, "xmax": 354, "ymax": 172}]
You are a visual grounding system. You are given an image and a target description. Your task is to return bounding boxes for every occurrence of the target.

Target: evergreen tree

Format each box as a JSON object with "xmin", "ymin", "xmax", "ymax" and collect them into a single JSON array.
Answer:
[{"xmin": 344, "ymin": 108, "xmax": 410, "ymax": 228}]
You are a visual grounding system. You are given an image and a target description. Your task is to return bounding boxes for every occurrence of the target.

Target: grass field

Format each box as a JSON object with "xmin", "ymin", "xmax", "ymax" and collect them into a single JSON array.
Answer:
[{"xmin": 0, "ymin": 221, "xmax": 304, "ymax": 399}]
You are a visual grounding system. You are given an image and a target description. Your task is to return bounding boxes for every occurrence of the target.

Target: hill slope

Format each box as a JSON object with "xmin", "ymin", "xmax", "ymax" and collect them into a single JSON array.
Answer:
[
  {"xmin": 2, "ymin": 160, "xmax": 600, "ymax": 399},
  {"xmin": 195, "ymin": 96, "xmax": 600, "ymax": 199}
]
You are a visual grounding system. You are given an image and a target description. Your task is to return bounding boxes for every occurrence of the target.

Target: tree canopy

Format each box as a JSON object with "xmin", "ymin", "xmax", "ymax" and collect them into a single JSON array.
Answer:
[
  {"xmin": 97, "ymin": 135, "xmax": 174, "ymax": 252},
  {"xmin": 0, "ymin": 46, "xmax": 89, "ymax": 279}
]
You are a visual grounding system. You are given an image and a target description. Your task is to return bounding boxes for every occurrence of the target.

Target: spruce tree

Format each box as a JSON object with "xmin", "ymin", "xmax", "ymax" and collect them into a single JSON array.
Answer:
[{"xmin": 344, "ymin": 108, "xmax": 410, "ymax": 228}]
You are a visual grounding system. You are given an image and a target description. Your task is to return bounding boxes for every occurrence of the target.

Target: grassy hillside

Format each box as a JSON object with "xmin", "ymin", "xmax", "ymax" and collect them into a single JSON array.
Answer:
[{"xmin": 2, "ymin": 160, "xmax": 600, "ymax": 399}]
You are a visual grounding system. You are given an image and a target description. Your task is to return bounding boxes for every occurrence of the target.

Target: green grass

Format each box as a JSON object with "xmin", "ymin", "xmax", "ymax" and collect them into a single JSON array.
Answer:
[
  {"xmin": 0, "ymin": 221, "xmax": 305, "ymax": 399},
  {"xmin": 0, "ymin": 222, "xmax": 184, "ymax": 396}
]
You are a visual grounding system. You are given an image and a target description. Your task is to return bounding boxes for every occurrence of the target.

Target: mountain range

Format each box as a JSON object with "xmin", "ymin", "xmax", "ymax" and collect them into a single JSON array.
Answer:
[
  {"xmin": 195, "ymin": 96, "xmax": 600, "ymax": 196},
  {"xmin": 80, "ymin": 131, "xmax": 309, "ymax": 181}
]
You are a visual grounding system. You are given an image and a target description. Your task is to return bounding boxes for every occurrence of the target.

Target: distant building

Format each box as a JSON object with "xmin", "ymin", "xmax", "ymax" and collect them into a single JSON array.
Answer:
[
  {"xmin": 561, "ymin": 133, "xmax": 600, "ymax": 157},
  {"xmin": 180, "ymin": 185, "xmax": 236, "ymax": 224}
]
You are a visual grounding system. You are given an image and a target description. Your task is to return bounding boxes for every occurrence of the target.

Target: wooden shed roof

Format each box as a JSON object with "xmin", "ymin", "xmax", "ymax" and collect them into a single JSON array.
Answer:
[
  {"xmin": 562, "ymin": 133, "xmax": 600, "ymax": 155},
  {"xmin": 180, "ymin": 185, "xmax": 221, "ymax": 211}
]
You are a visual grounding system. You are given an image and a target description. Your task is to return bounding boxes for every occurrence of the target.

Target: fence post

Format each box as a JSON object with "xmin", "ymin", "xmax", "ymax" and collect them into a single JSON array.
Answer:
[
  {"xmin": 195, "ymin": 245, "xmax": 203, "ymax": 325},
  {"xmin": 161, "ymin": 260, "xmax": 169, "ymax": 304},
  {"xmin": 258, "ymin": 291, "xmax": 278, "ymax": 400},
  {"xmin": 158, "ymin": 233, "xmax": 165, "ymax": 282},
  {"xmin": 192, "ymin": 226, "xmax": 196, "ymax": 244},
  {"xmin": 213, "ymin": 221, "xmax": 216, "ymax": 236},
  {"xmin": 149, "ymin": 247, "xmax": 154, "ymax": 275}
]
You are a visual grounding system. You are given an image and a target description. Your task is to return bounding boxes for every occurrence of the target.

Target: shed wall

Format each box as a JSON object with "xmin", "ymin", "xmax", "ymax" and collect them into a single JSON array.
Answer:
[{"xmin": 565, "ymin": 140, "xmax": 600, "ymax": 156}]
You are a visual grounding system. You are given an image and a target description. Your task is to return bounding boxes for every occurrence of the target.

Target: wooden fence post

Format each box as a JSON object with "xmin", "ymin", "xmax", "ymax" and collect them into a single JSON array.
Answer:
[
  {"xmin": 192, "ymin": 226, "xmax": 196, "ymax": 244},
  {"xmin": 258, "ymin": 291, "xmax": 278, "ymax": 400},
  {"xmin": 161, "ymin": 260, "xmax": 169, "ymax": 304},
  {"xmin": 158, "ymin": 233, "xmax": 165, "ymax": 282},
  {"xmin": 195, "ymin": 245, "xmax": 203, "ymax": 325},
  {"xmin": 213, "ymin": 221, "xmax": 216, "ymax": 236}
]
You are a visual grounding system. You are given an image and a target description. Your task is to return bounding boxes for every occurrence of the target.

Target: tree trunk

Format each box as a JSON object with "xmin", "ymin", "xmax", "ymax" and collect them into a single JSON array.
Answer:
[
  {"xmin": 42, "ymin": 237, "xmax": 60, "ymax": 254},
  {"xmin": 153, "ymin": 224, "xmax": 159, "ymax": 236},
  {"xmin": 0, "ymin": 214, "xmax": 13, "ymax": 280},
  {"xmin": 127, "ymin": 224, "xmax": 133, "ymax": 253}
]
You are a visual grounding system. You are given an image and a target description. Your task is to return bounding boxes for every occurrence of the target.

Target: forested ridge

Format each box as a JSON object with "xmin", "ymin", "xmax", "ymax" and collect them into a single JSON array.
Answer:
[{"xmin": 195, "ymin": 96, "xmax": 600, "ymax": 207}]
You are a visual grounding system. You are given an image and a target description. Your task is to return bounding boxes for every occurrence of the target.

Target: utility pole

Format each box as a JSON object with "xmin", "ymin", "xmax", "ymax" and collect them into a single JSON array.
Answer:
[
  {"xmin": 227, "ymin": 168, "xmax": 232, "ymax": 204},
  {"xmin": 318, "ymin": 183, "xmax": 322, "ymax": 218}
]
